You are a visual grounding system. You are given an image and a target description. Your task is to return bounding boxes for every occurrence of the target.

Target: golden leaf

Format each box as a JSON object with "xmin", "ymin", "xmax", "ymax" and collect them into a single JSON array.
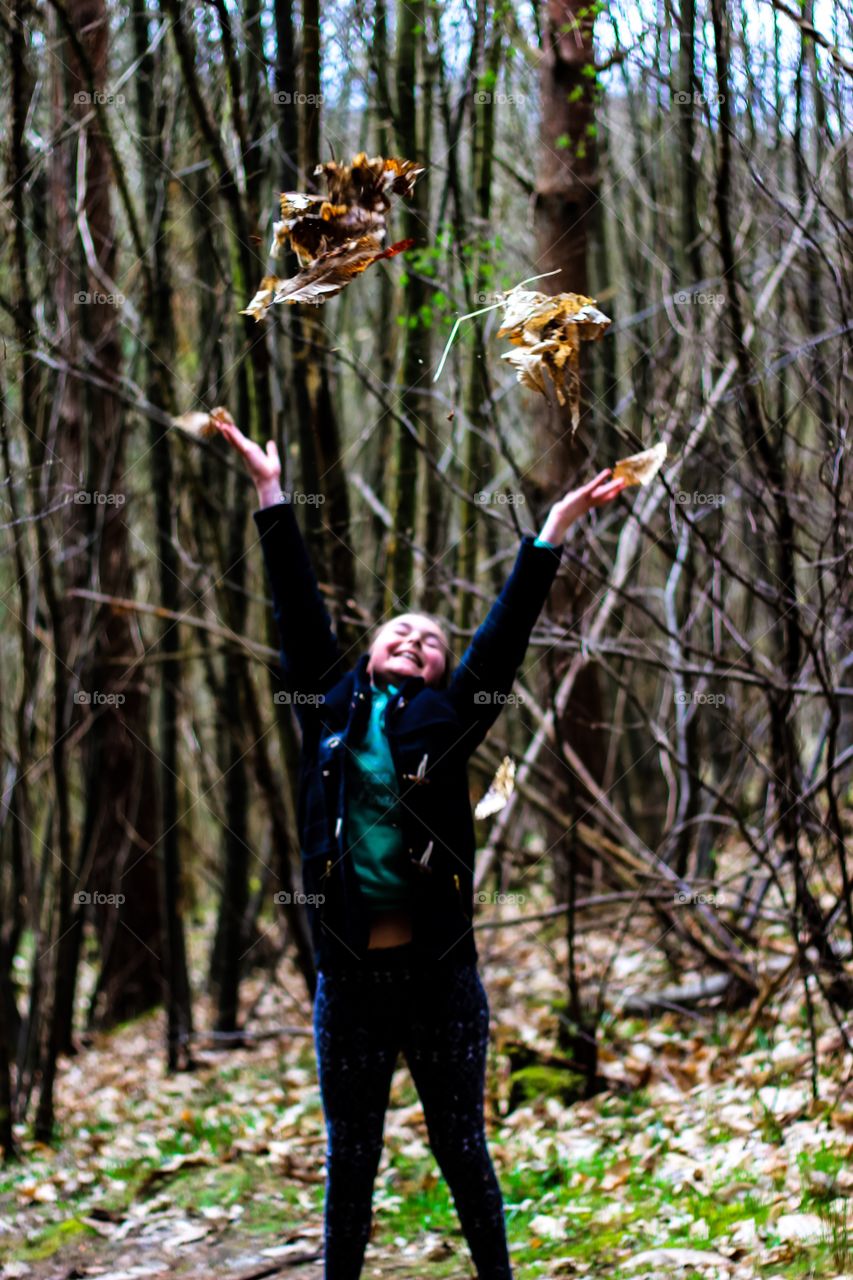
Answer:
[
  {"xmin": 242, "ymin": 153, "xmax": 424, "ymax": 319},
  {"xmin": 612, "ymin": 441, "xmax": 667, "ymax": 487},
  {"xmin": 496, "ymin": 288, "xmax": 611, "ymax": 432},
  {"xmin": 475, "ymin": 755, "xmax": 516, "ymax": 819},
  {"xmin": 171, "ymin": 405, "xmax": 233, "ymax": 439}
]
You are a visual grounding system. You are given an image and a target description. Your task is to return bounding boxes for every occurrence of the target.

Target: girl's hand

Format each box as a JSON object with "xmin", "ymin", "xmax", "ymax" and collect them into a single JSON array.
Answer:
[
  {"xmin": 213, "ymin": 415, "xmax": 282, "ymax": 507},
  {"xmin": 537, "ymin": 468, "xmax": 628, "ymax": 544}
]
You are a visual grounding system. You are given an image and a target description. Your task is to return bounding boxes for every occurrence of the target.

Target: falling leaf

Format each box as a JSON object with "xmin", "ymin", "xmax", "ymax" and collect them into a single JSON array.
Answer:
[
  {"xmin": 475, "ymin": 755, "xmax": 516, "ymax": 819},
  {"xmin": 242, "ymin": 236, "xmax": 414, "ymax": 316},
  {"xmin": 496, "ymin": 288, "xmax": 611, "ymax": 432},
  {"xmin": 241, "ymin": 152, "xmax": 424, "ymax": 319},
  {"xmin": 171, "ymin": 405, "xmax": 233, "ymax": 440},
  {"xmin": 612, "ymin": 441, "xmax": 667, "ymax": 487}
]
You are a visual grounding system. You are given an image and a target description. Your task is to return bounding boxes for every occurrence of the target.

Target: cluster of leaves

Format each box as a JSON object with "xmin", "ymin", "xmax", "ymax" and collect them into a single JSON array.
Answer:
[
  {"xmin": 496, "ymin": 287, "xmax": 611, "ymax": 431},
  {"xmin": 241, "ymin": 153, "xmax": 423, "ymax": 318}
]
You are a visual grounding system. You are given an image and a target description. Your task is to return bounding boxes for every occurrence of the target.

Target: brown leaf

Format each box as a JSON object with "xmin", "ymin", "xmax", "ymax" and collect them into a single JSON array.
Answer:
[
  {"xmin": 242, "ymin": 152, "xmax": 424, "ymax": 319},
  {"xmin": 243, "ymin": 236, "xmax": 414, "ymax": 314},
  {"xmin": 496, "ymin": 288, "xmax": 611, "ymax": 431},
  {"xmin": 171, "ymin": 405, "xmax": 233, "ymax": 439},
  {"xmin": 612, "ymin": 441, "xmax": 667, "ymax": 487}
]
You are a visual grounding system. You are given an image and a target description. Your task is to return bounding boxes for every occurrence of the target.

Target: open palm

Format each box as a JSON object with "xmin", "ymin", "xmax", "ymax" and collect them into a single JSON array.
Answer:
[{"xmin": 213, "ymin": 415, "xmax": 281, "ymax": 489}]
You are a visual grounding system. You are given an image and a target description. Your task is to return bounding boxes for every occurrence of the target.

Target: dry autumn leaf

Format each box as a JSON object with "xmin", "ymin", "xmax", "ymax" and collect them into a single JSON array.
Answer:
[
  {"xmin": 496, "ymin": 288, "xmax": 611, "ymax": 432},
  {"xmin": 241, "ymin": 152, "xmax": 423, "ymax": 319},
  {"xmin": 171, "ymin": 405, "xmax": 234, "ymax": 439},
  {"xmin": 612, "ymin": 440, "xmax": 667, "ymax": 487},
  {"xmin": 475, "ymin": 755, "xmax": 516, "ymax": 820}
]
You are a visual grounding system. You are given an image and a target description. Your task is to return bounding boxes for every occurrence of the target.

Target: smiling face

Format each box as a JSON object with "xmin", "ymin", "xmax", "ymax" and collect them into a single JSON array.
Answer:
[{"xmin": 366, "ymin": 613, "xmax": 449, "ymax": 689}]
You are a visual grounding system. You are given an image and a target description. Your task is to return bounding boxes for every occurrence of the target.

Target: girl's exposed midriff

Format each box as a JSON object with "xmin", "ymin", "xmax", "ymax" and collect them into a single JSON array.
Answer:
[{"xmin": 367, "ymin": 907, "xmax": 414, "ymax": 948}]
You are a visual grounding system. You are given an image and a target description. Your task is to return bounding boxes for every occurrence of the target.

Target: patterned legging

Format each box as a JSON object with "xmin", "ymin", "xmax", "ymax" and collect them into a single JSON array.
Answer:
[{"xmin": 312, "ymin": 943, "xmax": 514, "ymax": 1279}]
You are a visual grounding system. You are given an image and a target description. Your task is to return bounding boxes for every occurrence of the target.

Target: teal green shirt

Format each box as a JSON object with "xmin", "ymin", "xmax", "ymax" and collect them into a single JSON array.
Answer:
[
  {"xmin": 347, "ymin": 537, "xmax": 556, "ymax": 908},
  {"xmin": 346, "ymin": 681, "xmax": 414, "ymax": 910}
]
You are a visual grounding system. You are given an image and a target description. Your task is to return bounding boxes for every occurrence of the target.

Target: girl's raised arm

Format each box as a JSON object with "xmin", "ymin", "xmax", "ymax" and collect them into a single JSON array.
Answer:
[
  {"xmin": 447, "ymin": 469, "xmax": 627, "ymax": 751},
  {"xmin": 214, "ymin": 416, "xmax": 345, "ymax": 708}
]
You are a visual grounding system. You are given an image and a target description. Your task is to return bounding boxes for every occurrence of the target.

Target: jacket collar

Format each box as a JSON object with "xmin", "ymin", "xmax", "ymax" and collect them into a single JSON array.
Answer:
[{"xmin": 354, "ymin": 652, "xmax": 426, "ymax": 699}]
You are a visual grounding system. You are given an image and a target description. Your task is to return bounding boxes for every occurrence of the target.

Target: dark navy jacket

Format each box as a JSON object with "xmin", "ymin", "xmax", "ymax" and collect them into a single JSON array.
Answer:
[{"xmin": 254, "ymin": 500, "xmax": 564, "ymax": 972}]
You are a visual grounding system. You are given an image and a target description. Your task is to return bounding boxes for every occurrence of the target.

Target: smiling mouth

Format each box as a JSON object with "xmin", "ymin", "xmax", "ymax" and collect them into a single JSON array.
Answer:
[{"xmin": 393, "ymin": 651, "xmax": 422, "ymax": 668}]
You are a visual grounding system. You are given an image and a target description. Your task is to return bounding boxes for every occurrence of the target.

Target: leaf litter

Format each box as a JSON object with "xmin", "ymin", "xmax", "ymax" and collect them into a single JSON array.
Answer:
[{"xmin": 2, "ymin": 909, "xmax": 852, "ymax": 1280}]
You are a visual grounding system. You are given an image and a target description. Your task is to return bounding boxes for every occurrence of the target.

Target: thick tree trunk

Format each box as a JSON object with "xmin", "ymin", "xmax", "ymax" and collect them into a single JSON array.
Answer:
[
  {"xmin": 66, "ymin": 0, "xmax": 163, "ymax": 1031},
  {"xmin": 533, "ymin": 0, "xmax": 610, "ymax": 867}
]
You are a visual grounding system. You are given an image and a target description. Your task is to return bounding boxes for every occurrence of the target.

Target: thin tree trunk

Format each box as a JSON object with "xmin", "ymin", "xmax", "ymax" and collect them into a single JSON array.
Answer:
[{"xmin": 133, "ymin": 0, "xmax": 193, "ymax": 1069}]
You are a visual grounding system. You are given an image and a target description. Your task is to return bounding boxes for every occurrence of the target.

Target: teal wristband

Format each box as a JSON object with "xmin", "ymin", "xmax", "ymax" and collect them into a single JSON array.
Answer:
[{"xmin": 533, "ymin": 535, "xmax": 558, "ymax": 549}]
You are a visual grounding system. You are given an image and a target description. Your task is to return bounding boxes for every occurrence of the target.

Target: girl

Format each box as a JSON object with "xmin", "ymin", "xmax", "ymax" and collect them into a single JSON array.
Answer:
[{"xmin": 216, "ymin": 415, "xmax": 626, "ymax": 1279}]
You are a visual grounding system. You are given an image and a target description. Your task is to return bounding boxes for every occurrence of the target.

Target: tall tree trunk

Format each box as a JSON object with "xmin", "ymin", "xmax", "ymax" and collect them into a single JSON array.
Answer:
[
  {"xmin": 534, "ymin": 0, "xmax": 611, "ymax": 1091},
  {"xmin": 65, "ymin": 0, "xmax": 163, "ymax": 1031},
  {"xmin": 133, "ymin": 0, "xmax": 193, "ymax": 1069},
  {"xmin": 291, "ymin": 0, "xmax": 355, "ymax": 637},
  {"xmin": 677, "ymin": 0, "xmax": 703, "ymax": 284},
  {"xmin": 388, "ymin": 0, "xmax": 431, "ymax": 607},
  {"xmin": 456, "ymin": 1, "xmax": 502, "ymax": 634}
]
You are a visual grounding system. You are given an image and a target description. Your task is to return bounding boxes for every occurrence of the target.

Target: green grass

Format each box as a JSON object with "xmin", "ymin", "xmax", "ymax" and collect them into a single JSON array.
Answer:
[{"xmin": 370, "ymin": 1141, "xmax": 843, "ymax": 1278}]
